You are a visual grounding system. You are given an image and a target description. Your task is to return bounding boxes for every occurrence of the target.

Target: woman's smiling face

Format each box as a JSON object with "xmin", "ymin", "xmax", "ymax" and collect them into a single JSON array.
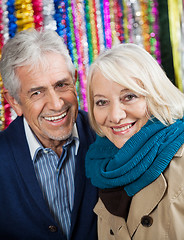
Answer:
[{"xmin": 91, "ymin": 71, "xmax": 149, "ymax": 148}]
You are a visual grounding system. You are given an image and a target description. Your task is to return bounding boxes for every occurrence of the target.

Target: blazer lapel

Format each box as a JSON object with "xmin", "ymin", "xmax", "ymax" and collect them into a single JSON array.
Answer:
[
  {"xmin": 70, "ymin": 145, "xmax": 86, "ymax": 226},
  {"xmin": 70, "ymin": 115, "xmax": 88, "ymax": 232},
  {"xmin": 6, "ymin": 117, "xmax": 54, "ymax": 220},
  {"xmin": 127, "ymin": 173, "xmax": 167, "ymax": 237}
]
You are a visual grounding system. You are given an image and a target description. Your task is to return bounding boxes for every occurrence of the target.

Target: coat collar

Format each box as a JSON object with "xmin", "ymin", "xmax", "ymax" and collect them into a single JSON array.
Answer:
[
  {"xmin": 127, "ymin": 173, "xmax": 167, "ymax": 236},
  {"xmin": 174, "ymin": 143, "xmax": 184, "ymax": 157},
  {"xmin": 127, "ymin": 144, "xmax": 184, "ymax": 236}
]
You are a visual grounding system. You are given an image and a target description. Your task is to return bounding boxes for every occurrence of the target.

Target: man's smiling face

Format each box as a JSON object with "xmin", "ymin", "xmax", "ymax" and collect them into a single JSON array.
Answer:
[{"xmin": 13, "ymin": 52, "xmax": 78, "ymax": 148}]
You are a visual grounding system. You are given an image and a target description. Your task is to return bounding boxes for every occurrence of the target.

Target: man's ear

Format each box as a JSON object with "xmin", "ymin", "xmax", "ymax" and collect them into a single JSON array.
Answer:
[
  {"xmin": 74, "ymin": 69, "xmax": 78, "ymax": 85},
  {"xmin": 3, "ymin": 89, "xmax": 23, "ymax": 116}
]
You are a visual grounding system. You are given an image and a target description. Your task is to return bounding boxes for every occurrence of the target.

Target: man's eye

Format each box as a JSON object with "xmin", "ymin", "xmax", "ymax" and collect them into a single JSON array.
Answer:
[
  {"xmin": 57, "ymin": 83, "xmax": 65, "ymax": 88},
  {"xmin": 95, "ymin": 100, "xmax": 108, "ymax": 106},
  {"xmin": 56, "ymin": 82, "xmax": 71, "ymax": 91},
  {"xmin": 31, "ymin": 91, "xmax": 41, "ymax": 97}
]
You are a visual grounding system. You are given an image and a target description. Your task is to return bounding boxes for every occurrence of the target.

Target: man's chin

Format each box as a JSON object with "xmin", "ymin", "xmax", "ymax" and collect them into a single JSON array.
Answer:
[{"xmin": 44, "ymin": 128, "xmax": 73, "ymax": 141}]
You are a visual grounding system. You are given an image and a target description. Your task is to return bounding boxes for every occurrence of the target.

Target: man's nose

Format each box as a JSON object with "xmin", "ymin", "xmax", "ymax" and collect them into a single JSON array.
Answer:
[{"xmin": 47, "ymin": 90, "xmax": 64, "ymax": 111}]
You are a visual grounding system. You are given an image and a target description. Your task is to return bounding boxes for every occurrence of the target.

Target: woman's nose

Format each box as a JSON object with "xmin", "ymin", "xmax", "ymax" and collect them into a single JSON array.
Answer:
[{"xmin": 109, "ymin": 103, "xmax": 126, "ymax": 123}]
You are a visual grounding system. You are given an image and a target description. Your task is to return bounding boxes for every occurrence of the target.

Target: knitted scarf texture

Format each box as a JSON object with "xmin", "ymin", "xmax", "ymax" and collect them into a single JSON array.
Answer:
[{"xmin": 85, "ymin": 117, "xmax": 184, "ymax": 196}]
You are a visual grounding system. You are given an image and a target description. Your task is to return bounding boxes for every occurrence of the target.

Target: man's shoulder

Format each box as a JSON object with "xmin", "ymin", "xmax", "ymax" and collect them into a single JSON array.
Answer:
[
  {"xmin": 76, "ymin": 110, "xmax": 90, "ymax": 128},
  {"xmin": 76, "ymin": 110, "xmax": 96, "ymax": 143},
  {"xmin": 77, "ymin": 109, "xmax": 88, "ymax": 120},
  {"xmin": 0, "ymin": 116, "xmax": 24, "ymax": 143}
]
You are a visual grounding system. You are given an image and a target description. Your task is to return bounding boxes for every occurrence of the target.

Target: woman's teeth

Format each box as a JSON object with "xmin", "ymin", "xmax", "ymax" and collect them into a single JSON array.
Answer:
[
  {"xmin": 44, "ymin": 112, "xmax": 67, "ymax": 121},
  {"xmin": 112, "ymin": 123, "xmax": 133, "ymax": 132}
]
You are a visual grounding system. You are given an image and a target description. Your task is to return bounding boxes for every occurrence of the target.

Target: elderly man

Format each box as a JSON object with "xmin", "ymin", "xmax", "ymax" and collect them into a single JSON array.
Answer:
[{"xmin": 0, "ymin": 29, "xmax": 97, "ymax": 240}]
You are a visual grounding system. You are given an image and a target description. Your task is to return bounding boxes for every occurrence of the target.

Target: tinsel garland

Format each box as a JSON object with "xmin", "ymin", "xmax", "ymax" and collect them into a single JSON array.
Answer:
[
  {"xmin": 0, "ymin": 0, "xmax": 168, "ymax": 130},
  {"xmin": 129, "ymin": 0, "xmax": 143, "ymax": 46},
  {"xmin": 167, "ymin": 0, "xmax": 183, "ymax": 92},
  {"xmin": 54, "ymin": 0, "xmax": 66, "ymax": 40},
  {"xmin": 109, "ymin": 0, "xmax": 117, "ymax": 45},
  {"xmin": 2, "ymin": 0, "xmax": 9, "ymax": 44},
  {"xmin": 0, "ymin": 77, "xmax": 4, "ymax": 130},
  {"xmin": 152, "ymin": 0, "xmax": 161, "ymax": 64},
  {"xmin": 140, "ymin": 0, "xmax": 150, "ymax": 51},
  {"xmin": 103, "ymin": 0, "xmax": 112, "ymax": 48},
  {"xmin": 32, "ymin": 0, "xmax": 43, "ymax": 30},
  {"xmin": 181, "ymin": 1, "xmax": 184, "ymax": 89},
  {"xmin": 99, "ymin": 0, "xmax": 106, "ymax": 48},
  {"xmin": 127, "ymin": 0, "xmax": 134, "ymax": 43},
  {"xmin": 68, "ymin": 0, "xmax": 81, "ymax": 107},
  {"xmin": 7, "ymin": 0, "xmax": 17, "ymax": 37},
  {"xmin": 0, "ymin": 3, "xmax": 4, "ymax": 130},
  {"xmin": 42, "ymin": 0, "xmax": 56, "ymax": 30},
  {"xmin": 114, "ymin": 0, "xmax": 124, "ymax": 43},
  {"xmin": 15, "ymin": 0, "xmax": 35, "ymax": 31},
  {"xmin": 89, "ymin": 0, "xmax": 99, "ymax": 58},
  {"xmin": 95, "ymin": 0, "xmax": 105, "ymax": 53},
  {"xmin": 122, "ymin": 0, "xmax": 129, "ymax": 42},
  {"xmin": 71, "ymin": 0, "xmax": 86, "ymax": 109}
]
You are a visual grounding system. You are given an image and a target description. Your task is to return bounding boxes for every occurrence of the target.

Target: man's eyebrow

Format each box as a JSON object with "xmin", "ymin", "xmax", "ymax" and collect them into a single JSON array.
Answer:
[
  {"xmin": 54, "ymin": 78, "xmax": 68, "ymax": 84},
  {"xmin": 28, "ymin": 86, "xmax": 46, "ymax": 94},
  {"xmin": 54, "ymin": 78, "xmax": 73, "ymax": 86},
  {"xmin": 28, "ymin": 78, "xmax": 73, "ymax": 94}
]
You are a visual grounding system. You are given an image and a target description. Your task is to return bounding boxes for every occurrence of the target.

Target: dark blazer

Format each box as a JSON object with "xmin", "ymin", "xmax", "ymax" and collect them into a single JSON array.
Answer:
[{"xmin": 0, "ymin": 110, "xmax": 98, "ymax": 240}]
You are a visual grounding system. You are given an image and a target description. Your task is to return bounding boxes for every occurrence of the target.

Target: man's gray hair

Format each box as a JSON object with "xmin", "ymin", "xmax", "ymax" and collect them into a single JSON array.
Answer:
[{"xmin": 0, "ymin": 28, "xmax": 75, "ymax": 102}]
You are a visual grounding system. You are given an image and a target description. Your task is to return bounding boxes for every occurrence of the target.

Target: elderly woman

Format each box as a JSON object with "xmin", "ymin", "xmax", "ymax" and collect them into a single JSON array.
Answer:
[{"xmin": 85, "ymin": 43, "xmax": 184, "ymax": 240}]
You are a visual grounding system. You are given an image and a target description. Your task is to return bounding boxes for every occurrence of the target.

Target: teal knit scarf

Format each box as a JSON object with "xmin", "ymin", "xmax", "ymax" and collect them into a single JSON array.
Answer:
[{"xmin": 85, "ymin": 117, "xmax": 184, "ymax": 196}]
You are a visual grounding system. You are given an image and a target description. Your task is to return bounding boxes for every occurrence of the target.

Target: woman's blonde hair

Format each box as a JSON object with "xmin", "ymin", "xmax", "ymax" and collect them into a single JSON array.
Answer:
[{"xmin": 87, "ymin": 43, "xmax": 184, "ymax": 136}]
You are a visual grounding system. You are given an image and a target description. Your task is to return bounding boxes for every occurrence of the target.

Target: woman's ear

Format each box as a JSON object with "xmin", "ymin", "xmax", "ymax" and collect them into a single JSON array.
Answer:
[{"xmin": 3, "ymin": 89, "xmax": 23, "ymax": 116}]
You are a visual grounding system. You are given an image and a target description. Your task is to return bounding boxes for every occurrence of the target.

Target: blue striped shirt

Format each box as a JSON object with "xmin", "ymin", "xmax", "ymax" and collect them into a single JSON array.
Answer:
[{"xmin": 24, "ymin": 118, "xmax": 79, "ymax": 239}]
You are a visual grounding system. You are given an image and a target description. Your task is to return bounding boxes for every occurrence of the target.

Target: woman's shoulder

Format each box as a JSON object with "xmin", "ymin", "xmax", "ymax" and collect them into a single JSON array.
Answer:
[{"xmin": 163, "ymin": 144, "xmax": 184, "ymax": 201}]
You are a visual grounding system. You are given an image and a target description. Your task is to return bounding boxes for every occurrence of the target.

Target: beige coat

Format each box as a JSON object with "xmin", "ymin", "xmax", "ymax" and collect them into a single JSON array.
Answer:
[{"xmin": 94, "ymin": 144, "xmax": 184, "ymax": 240}]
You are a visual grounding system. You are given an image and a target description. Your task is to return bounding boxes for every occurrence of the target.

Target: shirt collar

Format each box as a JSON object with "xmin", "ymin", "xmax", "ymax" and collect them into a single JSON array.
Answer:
[{"xmin": 24, "ymin": 117, "xmax": 79, "ymax": 160}]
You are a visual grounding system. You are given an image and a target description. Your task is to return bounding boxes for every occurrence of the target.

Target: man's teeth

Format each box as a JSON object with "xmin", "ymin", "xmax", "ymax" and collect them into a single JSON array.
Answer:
[
  {"xmin": 44, "ymin": 112, "xmax": 67, "ymax": 121},
  {"xmin": 113, "ymin": 123, "xmax": 133, "ymax": 132}
]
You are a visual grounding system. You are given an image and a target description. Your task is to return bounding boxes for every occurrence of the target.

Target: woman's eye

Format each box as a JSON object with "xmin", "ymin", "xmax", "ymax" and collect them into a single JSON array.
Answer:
[
  {"xmin": 123, "ymin": 94, "xmax": 137, "ymax": 102},
  {"xmin": 95, "ymin": 100, "xmax": 108, "ymax": 106}
]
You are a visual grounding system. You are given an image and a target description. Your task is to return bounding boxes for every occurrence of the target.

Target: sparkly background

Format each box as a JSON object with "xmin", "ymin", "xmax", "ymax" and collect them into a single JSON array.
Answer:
[{"xmin": 0, "ymin": 0, "xmax": 183, "ymax": 130}]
